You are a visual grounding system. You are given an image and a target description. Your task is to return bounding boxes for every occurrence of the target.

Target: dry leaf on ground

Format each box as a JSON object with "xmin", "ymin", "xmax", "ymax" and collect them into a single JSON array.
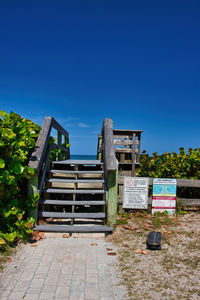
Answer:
[
  {"xmin": 62, "ymin": 234, "xmax": 69, "ymax": 238},
  {"xmin": 31, "ymin": 231, "xmax": 45, "ymax": 242},
  {"xmin": 107, "ymin": 252, "xmax": 117, "ymax": 256},
  {"xmin": 91, "ymin": 243, "xmax": 97, "ymax": 246},
  {"xmin": 122, "ymin": 225, "xmax": 138, "ymax": 230},
  {"xmin": 8, "ymin": 258, "xmax": 12, "ymax": 262},
  {"xmin": 30, "ymin": 243, "xmax": 37, "ymax": 247},
  {"xmin": 136, "ymin": 249, "xmax": 142, "ymax": 253}
]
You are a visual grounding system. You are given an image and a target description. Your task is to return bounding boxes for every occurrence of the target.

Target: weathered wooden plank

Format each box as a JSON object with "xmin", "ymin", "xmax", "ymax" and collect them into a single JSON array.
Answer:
[
  {"xmin": 178, "ymin": 198, "xmax": 200, "ymax": 206},
  {"xmin": 103, "ymin": 118, "xmax": 117, "ymax": 172},
  {"xmin": 46, "ymin": 179, "xmax": 104, "ymax": 183},
  {"xmin": 43, "ymin": 188, "xmax": 105, "ymax": 194},
  {"xmin": 113, "ymin": 129, "xmax": 143, "ymax": 135},
  {"xmin": 147, "ymin": 197, "xmax": 200, "ymax": 206},
  {"xmin": 114, "ymin": 140, "xmax": 137, "ymax": 146},
  {"xmin": 39, "ymin": 200, "xmax": 105, "ymax": 205},
  {"xmin": 39, "ymin": 212, "xmax": 105, "ymax": 219},
  {"xmin": 115, "ymin": 148, "xmax": 139, "ymax": 153},
  {"xmin": 51, "ymin": 118, "xmax": 69, "ymax": 137},
  {"xmin": 29, "ymin": 117, "xmax": 52, "ymax": 174},
  {"xmin": 118, "ymin": 196, "xmax": 200, "ymax": 207},
  {"xmin": 29, "ymin": 116, "xmax": 70, "ymax": 175},
  {"xmin": 50, "ymin": 144, "xmax": 69, "ymax": 152},
  {"xmin": 113, "ymin": 135, "xmax": 132, "ymax": 139},
  {"xmin": 53, "ymin": 159, "xmax": 102, "ymax": 165},
  {"xmin": 50, "ymin": 170, "xmax": 104, "ymax": 174},
  {"xmin": 34, "ymin": 225, "xmax": 113, "ymax": 233},
  {"xmin": 132, "ymin": 133, "xmax": 136, "ymax": 176},
  {"xmin": 118, "ymin": 176, "xmax": 200, "ymax": 188}
]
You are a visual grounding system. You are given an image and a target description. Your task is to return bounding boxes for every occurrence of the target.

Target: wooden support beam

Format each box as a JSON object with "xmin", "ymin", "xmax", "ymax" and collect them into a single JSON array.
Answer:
[
  {"xmin": 103, "ymin": 118, "xmax": 117, "ymax": 172},
  {"xmin": 131, "ymin": 133, "xmax": 136, "ymax": 176},
  {"xmin": 107, "ymin": 160, "xmax": 118, "ymax": 228},
  {"xmin": 28, "ymin": 174, "xmax": 39, "ymax": 222},
  {"xmin": 57, "ymin": 132, "xmax": 62, "ymax": 160}
]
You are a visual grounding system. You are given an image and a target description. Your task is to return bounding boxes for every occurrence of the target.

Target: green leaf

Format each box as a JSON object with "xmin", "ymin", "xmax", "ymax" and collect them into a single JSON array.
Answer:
[
  {"xmin": 2, "ymin": 128, "xmax": 16, "ymax": 139},
  {"xmin": 3, "ymin": 232, "xmax": 17, "ymax": 243},
  {"xmin": 18, "ymin": 141, "xmax": 26, "ymax": 147},
  {"xmin": 0, "ymin": 158, "xmax": 5, "ymax": 168},
  {"xmin": 12, "ymin": 162, "xmax": 24, "ymax": 174},
  {"xmin": 0, "ymin": 110, "xmax": 7, "ymax": 117},
  {"xmin": 9, "ymin": 199, "xmax": 19, "ymax": 207},
  {"xmin": 27, "ymin": 167, "xmax": 34, "ymax": 176}
]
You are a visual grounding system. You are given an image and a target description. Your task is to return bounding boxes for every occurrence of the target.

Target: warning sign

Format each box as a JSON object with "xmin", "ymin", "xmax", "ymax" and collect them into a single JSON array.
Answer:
[
  {"xmin": 123, "ymin": 177, "xmax": 149, "ymax": 209},
  {"xmin": 152, "ymin": 178, "xmax": 177, "ymax": 215}
]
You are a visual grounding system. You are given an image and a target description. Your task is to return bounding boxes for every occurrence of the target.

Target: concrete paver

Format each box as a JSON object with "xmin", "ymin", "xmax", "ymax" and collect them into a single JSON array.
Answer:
[{"xmin": 0, "ymin": 235, "xmax": 127, "ymax": 299}]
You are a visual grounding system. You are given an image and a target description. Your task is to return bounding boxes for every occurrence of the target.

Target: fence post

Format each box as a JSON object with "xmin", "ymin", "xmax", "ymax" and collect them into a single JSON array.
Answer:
[
  {"xmin": 28, "ymin": 174, "xmax": 39, "ymax": 222},
  {"xmin": 107, "ymin": 159, "xmax": 118, "ymax": 228}
]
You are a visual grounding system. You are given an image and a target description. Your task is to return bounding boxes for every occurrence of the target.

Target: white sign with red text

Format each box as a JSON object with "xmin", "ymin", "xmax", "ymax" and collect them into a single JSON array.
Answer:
[{"xmin": 123, "ymin": 177, "xmax": 149, "ymax": 209}]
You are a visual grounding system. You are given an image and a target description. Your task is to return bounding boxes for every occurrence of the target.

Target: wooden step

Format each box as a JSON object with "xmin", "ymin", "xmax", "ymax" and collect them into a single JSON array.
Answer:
[
  {"xmin": 39, "ymin": 199, "xmax": 105, "ymax": 205},
  {"xmin": 43, "ymin": 188, "xmax": 105, "ymax": 194},
  {"xmin": 50, "ymin": 170, "xmax": 104, "ymax": 174},
  {"xmin": 34, "ymin": 225, "xmax": 113, "ymax": 233},
  {"xmin": 39, "ymin": 212, "xmax": 105, "ymax": 219},
  {"xmin": 46, "ymin": 179, "xmax": 104, "ymax": 183},
  {"xmin": 53, "ymin": 159, "xmax": 103, "ymax": 165}
]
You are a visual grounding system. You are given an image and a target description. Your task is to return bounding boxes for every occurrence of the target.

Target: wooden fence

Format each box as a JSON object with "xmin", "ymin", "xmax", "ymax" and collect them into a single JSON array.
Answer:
[{"xmin": 118, "ymin": 176, "xmax": 200, "ymax": 207}]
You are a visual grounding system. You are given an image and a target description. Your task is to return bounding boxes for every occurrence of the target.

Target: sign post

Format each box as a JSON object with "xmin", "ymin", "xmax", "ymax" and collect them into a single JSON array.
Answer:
[
  {"xmin": 123, "ymin": 177, "xmax": 149, "ymax": 209},
  {"xmin": 152, "ymin": 178, "xmax": 177, "ymax": 214}
]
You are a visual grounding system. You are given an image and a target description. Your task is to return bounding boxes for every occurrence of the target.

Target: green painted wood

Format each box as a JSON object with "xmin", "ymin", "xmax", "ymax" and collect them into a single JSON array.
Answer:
[
  {"xmin": 64, "ymin": 135, "xmax": 67, "ymax": 159},
  {"xmin": 28, "ymin": 174, "xmax": 39, "ymax": 222},
  {"xmin": 107, "ymin": 159, "xmax": 118, "ymax": 228},
  {"xmin": 57, "ymin": 132, "xmax": 62, "ymax": 160}
]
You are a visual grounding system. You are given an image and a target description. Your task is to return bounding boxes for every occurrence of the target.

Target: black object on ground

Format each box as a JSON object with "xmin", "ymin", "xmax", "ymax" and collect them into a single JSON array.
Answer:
[{"xmin": 146, "ymin": 231, "xmax": 162, "ymax": 250}]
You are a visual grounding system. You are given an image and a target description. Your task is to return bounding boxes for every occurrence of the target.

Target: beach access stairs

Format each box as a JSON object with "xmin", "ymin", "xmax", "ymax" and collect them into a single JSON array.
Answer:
[{"xmin": 28, "ymin": 117, "xmax": 142, "ymax": 234}]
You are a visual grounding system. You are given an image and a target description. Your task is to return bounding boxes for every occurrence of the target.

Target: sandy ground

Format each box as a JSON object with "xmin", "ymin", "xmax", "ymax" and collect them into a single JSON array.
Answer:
[{"xmin": 107, "ymin": 211, "xmax": 200, "ymax": 300}]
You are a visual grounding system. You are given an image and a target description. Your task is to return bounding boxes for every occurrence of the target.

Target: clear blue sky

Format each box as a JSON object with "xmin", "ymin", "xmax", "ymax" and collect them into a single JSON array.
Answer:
[{"xmin": 0, "ymin": 1, "xmax": 200, "ymax": 155}]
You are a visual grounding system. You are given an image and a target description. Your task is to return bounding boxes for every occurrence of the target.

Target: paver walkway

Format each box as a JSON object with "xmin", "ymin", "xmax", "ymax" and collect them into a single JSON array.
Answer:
[{"xmin": 0, "ymin": 234, "xmax": 127, "ymax": 300}]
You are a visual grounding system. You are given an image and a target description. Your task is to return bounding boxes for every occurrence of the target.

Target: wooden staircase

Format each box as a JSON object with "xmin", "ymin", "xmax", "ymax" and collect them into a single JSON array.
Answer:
[{"xmin": 34, "ymin": 159, "xmax": 113, "ymax": 234}]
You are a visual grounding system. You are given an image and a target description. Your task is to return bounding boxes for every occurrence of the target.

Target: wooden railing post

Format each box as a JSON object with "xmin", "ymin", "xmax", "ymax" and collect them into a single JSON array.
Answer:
[
  {"xmin": 57, "ymin": 132, "xmax": 62, "ymax": 160},
  {"xmin": 107, "ymin": 159, "xmax": 118, "ymax": 227},
  {"xmin": 100, "ymin": 118, "xmax": 118, "ymax": 228}
]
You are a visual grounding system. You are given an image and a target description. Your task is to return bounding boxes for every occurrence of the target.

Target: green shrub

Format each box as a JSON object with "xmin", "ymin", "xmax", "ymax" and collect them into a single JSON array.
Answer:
[
  {"xmin": 0, "ymin": 111, "xmax": 41, "ymax": 247},
  {"xmin": 138, "ymin": 148, "xmax": 200, "ymax": 199},
  {"xmin": 138, "ymin": 148, "xmax": 200, "ymax": 179}
]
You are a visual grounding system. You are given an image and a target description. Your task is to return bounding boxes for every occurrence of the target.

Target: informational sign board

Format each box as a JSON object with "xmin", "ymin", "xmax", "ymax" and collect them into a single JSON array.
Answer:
[
  {"xmin": 123, "ymin": 177, "xmax": 149, "ymax": 209},
  {"xmin": 152, "ymin": 178, "xmax": 177, "ymax": 215}
]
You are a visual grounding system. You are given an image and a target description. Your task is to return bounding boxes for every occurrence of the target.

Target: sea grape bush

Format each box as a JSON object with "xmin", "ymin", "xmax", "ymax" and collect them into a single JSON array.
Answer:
[
  {"xmin": 138, "ymin": 148, "xmax": 200, "ymax": 179},
  {"xmin": 138, "ymin": 148, "xmax": 200, "ymax": 199},
  {"xmin": 0, "ymin": 111, "xmax": 41, "ymax": 248}
]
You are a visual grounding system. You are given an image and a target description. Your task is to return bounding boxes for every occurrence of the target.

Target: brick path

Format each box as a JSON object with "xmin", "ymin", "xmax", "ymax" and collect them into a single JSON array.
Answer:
[{"xmin": 0, "ymin": 234, "xmax": 127, "ymax": 300}]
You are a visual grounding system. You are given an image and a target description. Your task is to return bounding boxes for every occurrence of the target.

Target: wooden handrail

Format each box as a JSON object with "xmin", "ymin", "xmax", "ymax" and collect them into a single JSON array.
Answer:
[
  {"xmin": 101, "ymin": 118, "xmax": 117, "ymax": 172},
  {"xmin": 29, "ymin": 116, "xmax": 70, "ymax": 175},
  {"xmin": 118, "ymin": 176, "xmax": 200, "ymax": 188}
]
